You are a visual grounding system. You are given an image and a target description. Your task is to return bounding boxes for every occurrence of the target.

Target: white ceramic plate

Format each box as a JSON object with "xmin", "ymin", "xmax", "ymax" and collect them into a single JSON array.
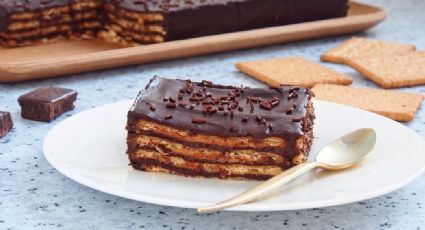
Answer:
[{"xmin": 43, "ymin": 100, "xmax": 425, "ymax": 211}]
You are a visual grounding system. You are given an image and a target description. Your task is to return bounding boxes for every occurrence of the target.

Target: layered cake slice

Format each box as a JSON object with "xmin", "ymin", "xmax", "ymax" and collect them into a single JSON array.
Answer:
[{"xmin": 126, "ymin": 77, "xmax": 315, "ymax": 180}]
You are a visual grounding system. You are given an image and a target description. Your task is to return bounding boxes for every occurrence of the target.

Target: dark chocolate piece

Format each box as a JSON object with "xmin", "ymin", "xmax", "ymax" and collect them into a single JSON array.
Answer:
[
  {"xmin": 0, "ymin": 111, "xmax": 13, "ymax": 138},
  {"xmin": 18, "ymin": 87, "xmax": 77, "ymax": 122},
  {"xmin": 128, "ymin": 76, "xmax": 313, "ymax": 138}
]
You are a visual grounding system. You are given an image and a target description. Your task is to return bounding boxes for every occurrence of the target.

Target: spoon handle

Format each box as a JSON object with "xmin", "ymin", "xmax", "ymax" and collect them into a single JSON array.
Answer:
[{"xmin": 197, "ymin": 162, "xmax": 320, "ymax": 213}]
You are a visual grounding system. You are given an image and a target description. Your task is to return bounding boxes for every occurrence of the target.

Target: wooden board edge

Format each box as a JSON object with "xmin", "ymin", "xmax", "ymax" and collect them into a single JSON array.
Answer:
[{"xmin": 0, "ymin": 2, "xmax": 386, "ymax": 83}]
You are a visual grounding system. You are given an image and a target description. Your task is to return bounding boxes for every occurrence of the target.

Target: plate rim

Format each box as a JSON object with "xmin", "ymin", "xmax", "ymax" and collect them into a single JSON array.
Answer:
[{"xmin": 43, "ymin": 99, "xmax": 425, "ymax": 211}]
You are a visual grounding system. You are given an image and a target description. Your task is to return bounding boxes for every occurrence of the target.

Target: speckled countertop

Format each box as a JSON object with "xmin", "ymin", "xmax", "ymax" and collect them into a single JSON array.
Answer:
[{"xmin": 1, "ymin": 0, "xmax": 425, "ymax": 229}]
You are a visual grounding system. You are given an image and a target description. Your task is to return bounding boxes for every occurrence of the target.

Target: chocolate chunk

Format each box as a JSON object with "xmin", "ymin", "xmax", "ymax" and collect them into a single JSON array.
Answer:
[
  {"xmin": 0, "ymin": 111, "xmax": 13, "ymax": 138},
  {"xmin": 18, "ymin": 87, "xmax": 77, "ymax": 122}
]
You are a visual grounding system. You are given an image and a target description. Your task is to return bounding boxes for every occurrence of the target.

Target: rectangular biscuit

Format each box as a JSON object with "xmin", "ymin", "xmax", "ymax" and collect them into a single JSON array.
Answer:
[
  {"xmin": 346, "ymin": 52, "xmax": 425, "ymax": 88},
  {"xmin": 311, "ymin": 84, "xmax": 424, "ymax": 122},
  {"xmin": 321, "ymin": 37, "xmax": 415, "ymax": 64},
  {"xmin": 236, "ymin": 57, "xmax": 352, "ymax": 88}
]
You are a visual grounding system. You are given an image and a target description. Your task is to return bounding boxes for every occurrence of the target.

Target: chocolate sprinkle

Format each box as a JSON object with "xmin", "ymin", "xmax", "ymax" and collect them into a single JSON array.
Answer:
[
  {"xmin": 192, "ymin": 117, "xmax": 207, "ymax": 123},
  {"xmin": 286, "ymin": 107, "xmax": 294, "ymax": 114},
  {"xmin": 292, "ymin": 117, "xmax": 302, "ymax": 122},
  {"xmin": 260, "ymin": 102, "xmax": 272, "ymax": 110},
  {"xmin": 150, "ymin": 104, "xmax": 156, "ymax": 111},
  {"xmin": 256, "ymin": 115, "xmax": 262, "ymax": 122},
  {"xmin": 250, "ymin": 101, "xmax": 255, "ymax": 113},
  {"xmin": 166, "ymin": 102, "xmax": 177, "ymax": 108}
]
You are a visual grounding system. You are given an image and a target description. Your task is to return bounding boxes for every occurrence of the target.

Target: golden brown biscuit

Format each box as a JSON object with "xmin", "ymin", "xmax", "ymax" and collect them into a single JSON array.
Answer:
[
  {"xmin": 236, "ymin": 57, "xmax": 352, "ymax": 88},
  {"xmin": 321, "ymin": 37, "xmax": 415, "ymax": 64},
  {"xmin": 347, "ymin": 52, "xmax": 425, "ymax": 88},
  {"xmin": 312, "ymin": 84, "xmax": 424, "ymax": 122}
]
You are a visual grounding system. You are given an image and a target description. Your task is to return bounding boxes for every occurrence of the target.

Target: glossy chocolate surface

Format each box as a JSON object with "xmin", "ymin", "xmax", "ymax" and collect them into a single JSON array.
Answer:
[
  {"xmin": 113, "ymin": 0, "xmax": 349, "ymax": 41},
  {"xmin": 18, "ymin": 87, "xmax": 77, "ymax": 103},
  {"xmin": 18, "ymin": 87, "xmax": 77, "ymax": 122},
  {"xmin": 128, "ymin": 76, "xmax": 313, "ymax": 138}
]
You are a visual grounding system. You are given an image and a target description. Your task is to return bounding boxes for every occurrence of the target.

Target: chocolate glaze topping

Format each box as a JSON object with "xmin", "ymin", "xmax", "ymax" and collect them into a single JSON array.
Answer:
[
  {"xmin": 18, "ymin": 87, "xmax": 77, "ymax": 103},
  {"xmin": 18, "ymin": 87, "xmax": 78, "ymax": 122},
  {"xmin": 128, "ymin": 76, "xmax": 313, "ymax": 138}
]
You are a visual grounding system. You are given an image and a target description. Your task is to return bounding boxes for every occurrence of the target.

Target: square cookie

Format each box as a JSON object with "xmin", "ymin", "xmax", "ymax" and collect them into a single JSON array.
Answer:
[
  {"xmin": 347, "ymin": 52, "xmax": 425, "ymax": 88},
  {"xmin": 311, "ymin": 84, "xmax": 424, "ymax": 122},
  {"xmin": 18, "ymin": 87, "xmax": 78, "ymax": 122},
  {"xmin": 321, "ymin": 37, "xmax": 415, "ymax": 64},
  {"xmin": 236, "ymin": 57, "xmax": 352, "ymax": 88}
]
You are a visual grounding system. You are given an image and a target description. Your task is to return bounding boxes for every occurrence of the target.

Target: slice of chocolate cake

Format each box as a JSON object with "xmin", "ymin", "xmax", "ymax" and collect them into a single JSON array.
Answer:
[
  {"xmin": 126, "ymin": 76, "xmax": 315, "ymax": 180},
  {"xmin": 1, "ymin": 0, "xmax": 349, "ymax": 47}
]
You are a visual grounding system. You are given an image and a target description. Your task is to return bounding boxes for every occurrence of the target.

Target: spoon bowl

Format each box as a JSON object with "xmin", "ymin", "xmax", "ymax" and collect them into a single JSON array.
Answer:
[{"xmin": 316, "ymin": 128, "xmax": 376, "ymax": 170}]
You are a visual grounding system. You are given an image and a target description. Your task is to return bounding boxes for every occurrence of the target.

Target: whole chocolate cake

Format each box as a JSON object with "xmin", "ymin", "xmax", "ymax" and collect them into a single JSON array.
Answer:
[{"xmin": 0, "ymin": 0, "xmax": 349, "ymax": 47}]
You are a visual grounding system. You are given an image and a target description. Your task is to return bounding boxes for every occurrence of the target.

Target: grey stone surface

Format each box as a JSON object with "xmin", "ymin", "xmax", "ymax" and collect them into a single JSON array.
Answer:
[{"xmin": 1, "ymin": 0, "xmax": 424, "ymax": 229}]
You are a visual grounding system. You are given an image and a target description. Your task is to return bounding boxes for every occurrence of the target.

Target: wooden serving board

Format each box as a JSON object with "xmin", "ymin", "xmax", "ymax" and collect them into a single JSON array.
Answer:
[{"xmin": 0, "ymin": 2, "xmax": 385, "ymax": 83}]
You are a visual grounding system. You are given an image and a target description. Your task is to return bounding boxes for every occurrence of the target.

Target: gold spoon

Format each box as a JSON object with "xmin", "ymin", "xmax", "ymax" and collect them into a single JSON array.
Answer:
[{"xmin": 198, "ymin": 128, "xmax": 376, "ymax": 213}]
